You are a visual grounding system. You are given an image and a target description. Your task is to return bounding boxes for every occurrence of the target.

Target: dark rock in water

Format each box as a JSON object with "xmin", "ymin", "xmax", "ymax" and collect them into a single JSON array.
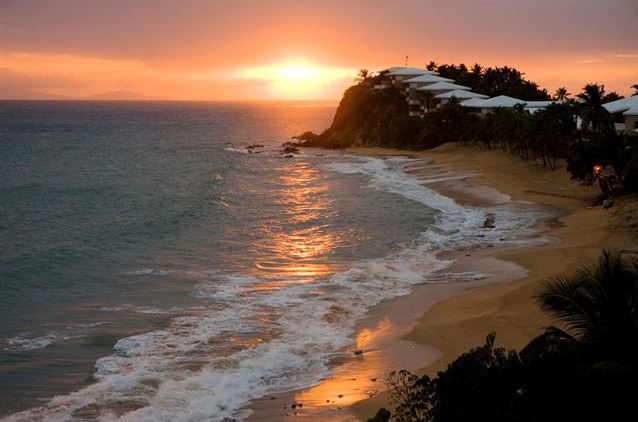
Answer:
[
  {"xmin": 602, "ymin": 198, "xmax": 613, "ymax": 208},
  {"xmin": 338, "ymin": 394, "xmax": 344, "ymax": 398},
  {"xmin": 282, "ymin": 145, "xmax": 300, "ymax": 154},
  {"xmin": 371, "ymin": 377, "xmax": 378, "ymax": 382},
  {"xmin": 284, "ymin": 154, "xmax": 294, "ymax": 158},
  {"xmin": 291, "ymin": 403, "xmax": 296, "ymax": 409},
  {"xmin": 483, "ymin": 217, "xmax": 496, "ymax": 228},
  {"xmin": 246, "ymin": 144, "xmax": 264, "ymax": 150},
  {"xmin": 354, "ymin": 349, "xmax": 364, "ymax": 355},
  {"xmin": 270, "ymin": 397, "xmax": 276, "ymax": 400},
  {"xmin": 291, "ymin": 131, "xmax": 319, "ymax": 143}
]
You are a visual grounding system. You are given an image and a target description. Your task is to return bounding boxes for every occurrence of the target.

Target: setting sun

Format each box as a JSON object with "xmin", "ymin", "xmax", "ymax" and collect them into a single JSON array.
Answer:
[
  {"xmin": 236, "ymin": 61, "xmax": 355, "ymax": 99},
  {"xmin": 279, "ymin": 65, "xmax": 317, "ymax": 80}
]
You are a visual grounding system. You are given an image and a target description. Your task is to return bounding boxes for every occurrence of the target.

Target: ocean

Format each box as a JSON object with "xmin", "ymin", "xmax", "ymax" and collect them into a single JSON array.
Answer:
[{"xmin": 0, "ymin": 101, "xmax": 540, "ymax": 421}]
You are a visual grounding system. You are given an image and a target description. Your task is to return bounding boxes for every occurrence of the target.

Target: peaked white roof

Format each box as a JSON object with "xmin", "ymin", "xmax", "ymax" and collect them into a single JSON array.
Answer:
[
  {"xmin": 417, "ymin": 81, "xmax": 472, "ymax": 91},
  {"xmin": 403, "ymin": 74, "xmax": 452, "ymax": 84},
  {"xmin": 525, "ymin": 100, "xmax": 555, "ymax": 108},
  {"xmin": 386, "ymin": 67, "xmax": 438, "ymax": 76},
  {"xmin": 460, "ymin": 98, "xmax": 486, "ymax": 107},
  {"xmin": 623, "ymin": 106, "xmax": 638, "ymax": 116},
  {"xmin": 436, "ymin": 90, "xmax": 488, "ymax": 99},
  {"xmin": 465, "ymin": 95, "xmax": 526, "ymax": 108},
  {"xmin": 603, "ymin": 95, "xmax": 638, "ymax": 114}
]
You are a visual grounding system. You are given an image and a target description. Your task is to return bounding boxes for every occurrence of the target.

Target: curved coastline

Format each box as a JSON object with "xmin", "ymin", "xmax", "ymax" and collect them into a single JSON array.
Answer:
[
  {"xmin": 349, "ymin": 143, "xmax": 637, "ymax": 420},
  {"xmin": 245, "ymin": 141, "xmax": 629, "ymax": 421}
]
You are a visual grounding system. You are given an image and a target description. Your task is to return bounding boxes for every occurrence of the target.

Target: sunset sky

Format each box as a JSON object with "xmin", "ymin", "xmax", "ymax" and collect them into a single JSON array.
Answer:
[{"xmin": 1, "ymin": 0, "xmax": 637, "ymax": 101}]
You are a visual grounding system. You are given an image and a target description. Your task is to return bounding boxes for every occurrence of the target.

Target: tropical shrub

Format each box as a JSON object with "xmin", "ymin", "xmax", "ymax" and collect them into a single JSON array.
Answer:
[{"xmin": 380, "ymin": 251, "xmax": 638, "ymax": 422}]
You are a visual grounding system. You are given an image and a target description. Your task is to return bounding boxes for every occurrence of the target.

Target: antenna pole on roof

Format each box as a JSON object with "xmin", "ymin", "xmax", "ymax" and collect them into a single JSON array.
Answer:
[{"xmin": 405, "ymin": 55, "xmax": 408, "ymax": 66}]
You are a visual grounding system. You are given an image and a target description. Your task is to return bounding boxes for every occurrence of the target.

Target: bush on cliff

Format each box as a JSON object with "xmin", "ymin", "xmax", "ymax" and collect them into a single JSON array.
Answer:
[
  {"xmin": 378, "ymin": 251, "xmax": 638, "ymax": 422},
  {"xmin": 297, "ymin": 84, "xmax": 423, "ymax": 149}
]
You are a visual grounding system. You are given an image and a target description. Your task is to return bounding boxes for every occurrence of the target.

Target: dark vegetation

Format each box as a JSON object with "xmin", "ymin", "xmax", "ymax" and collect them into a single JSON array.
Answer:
[
  {"xmin": 426, "ymin": 62, "xmax": 551, "ymax": 100},
  {"xmin": 294, "ymin": 63, "xmax": 637, "ymax": 194},
  {"xmin": 369, "ymin": 251, "xmax": 638, "ymax": 422}
]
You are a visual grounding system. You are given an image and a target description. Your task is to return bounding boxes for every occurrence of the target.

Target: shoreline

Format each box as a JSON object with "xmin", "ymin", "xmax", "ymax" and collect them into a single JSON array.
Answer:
[
  {"xmin": 349, "ymin": 143, "xmax": 637, "ymax": 420},
  {"xmin": 246, "ymin": 143, "xmax": 596, "ymax": 420}
]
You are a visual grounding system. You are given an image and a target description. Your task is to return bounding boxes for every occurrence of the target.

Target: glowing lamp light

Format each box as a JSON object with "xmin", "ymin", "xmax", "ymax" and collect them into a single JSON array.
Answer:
[{"xmin": 593, "ymin": 164, "xmax": 603, "ymax": 175}]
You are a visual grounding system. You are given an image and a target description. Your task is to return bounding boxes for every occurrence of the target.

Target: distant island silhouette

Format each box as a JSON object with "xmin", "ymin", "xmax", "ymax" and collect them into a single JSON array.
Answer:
[{"xmin": 3, "ymin": 89, "xmax": 169, "ymax": 101}]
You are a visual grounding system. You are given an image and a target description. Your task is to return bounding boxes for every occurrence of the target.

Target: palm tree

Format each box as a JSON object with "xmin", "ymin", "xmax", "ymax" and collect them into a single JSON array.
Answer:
[
  {"xmin": 356, "ymin": 68, "xmax": 372, "ymax": 82},
  {"xmin": 536, "ymin": 251, "xmax": 638, "ymax": 365},
  {"xmin": 576, "ymin": 83, "xmax": 612, "ymax": 133},
  {"xmin": 426, "ymin": 61, "xmax": 437, "ymax": 71},
  {"xmin": 632, "ymin": 84, "xmax": 638, "ymax": 95},
  {"xmin": 554, "ymin": 87, "xmax": 570, "ymax": 103}
]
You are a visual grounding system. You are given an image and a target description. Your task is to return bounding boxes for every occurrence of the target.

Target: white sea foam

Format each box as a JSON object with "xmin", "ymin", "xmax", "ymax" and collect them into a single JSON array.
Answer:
[
  {"xmin": 126, "ymin": 268, "xmax": 173, "ymax": 276},
  {"xmin": 3, "ymin": 155, "xmax": 545, "ymax": 422},
  {"xmin": 5, "ymin": 323, "xmax": 109, "ymax": 353},
  {"xmin": 101, "ymin": 305, "xmax": 170, "ymax": 315}
]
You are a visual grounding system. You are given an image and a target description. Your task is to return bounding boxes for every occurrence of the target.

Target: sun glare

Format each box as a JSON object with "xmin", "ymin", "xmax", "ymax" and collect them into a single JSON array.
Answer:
[
  {"xmin": 236, "ymin": 61, "xmax": 354, "ymax": 99},
  {"xmin": 279, "ymin": 65, "xmax": 317, "ymax": 80}
]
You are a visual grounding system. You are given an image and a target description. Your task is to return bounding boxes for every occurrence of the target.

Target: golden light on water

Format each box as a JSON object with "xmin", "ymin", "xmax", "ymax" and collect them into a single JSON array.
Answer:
[{"xmin": 253, "ymin": 161, "xmax": 341, "ymax": 282}]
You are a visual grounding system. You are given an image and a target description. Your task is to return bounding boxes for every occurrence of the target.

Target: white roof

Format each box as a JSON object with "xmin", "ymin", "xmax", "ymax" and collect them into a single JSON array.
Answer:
[
  {"xmin": 465, "ymin": 95, "xmax": 526, "ymax": 108},
  {"xmin": 460, "ymin": 98, "xmax": 486, "ymax": 107},
  {"xmin": 623, "ymin": 105, "xmax": 638, "ymax": 116},
  {"xmin": 525, "ymin": 101, "xmax": 555, "ymax": 108},
  {"xmin": 603, "ymin": 95, "xmax": 638, "ymax": 114},
  {"xmin": 417, "ymin": 81, "xmax": 472, "ymax": 91},
  {"xmin": 403, "ymin": 74, "xmax": 453, "ymax": 84},
  {"xmin": 436, "ymin": 90, "xmax": 488, "ymax": 99},
  {"xmin": 386, "ymin": 67, "xmax": 438, "ymax": 76}
]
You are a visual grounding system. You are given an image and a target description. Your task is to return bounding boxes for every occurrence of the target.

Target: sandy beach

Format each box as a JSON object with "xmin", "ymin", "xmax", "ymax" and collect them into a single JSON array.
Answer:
[
  {"xmin": 247, "ymin": 142, "xmax": 636, "ymax": 421},
  {"xmin": 349, "ymin": 143, "xmax": 638, "ymax": 420}
]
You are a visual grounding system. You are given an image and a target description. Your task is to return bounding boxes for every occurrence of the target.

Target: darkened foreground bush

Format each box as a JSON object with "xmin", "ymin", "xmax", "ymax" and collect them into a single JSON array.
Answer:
[{"xmin": 372, "ymin": 251, "xmax": 638, "ymax": 422}]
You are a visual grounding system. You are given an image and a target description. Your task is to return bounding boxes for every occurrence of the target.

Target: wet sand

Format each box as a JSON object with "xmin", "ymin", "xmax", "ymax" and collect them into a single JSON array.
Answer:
[
  {"xmin": 246, "ymin": 143, "xmax": 603, "ymax": 420},
  {"xmin": 349, "ymin": 143, "xmax": 637, "ymax": 420}
]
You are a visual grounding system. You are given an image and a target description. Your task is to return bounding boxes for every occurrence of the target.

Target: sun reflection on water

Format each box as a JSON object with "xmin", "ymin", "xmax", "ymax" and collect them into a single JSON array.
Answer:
[{"xmin": 253, "ymin": 160, "xmax": 342, "ymax": 284}]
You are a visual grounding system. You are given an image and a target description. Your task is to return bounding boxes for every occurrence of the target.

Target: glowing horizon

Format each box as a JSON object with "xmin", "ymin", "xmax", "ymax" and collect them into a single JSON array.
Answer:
[{"xmin": 1, "ymin": 0, "xmax": 636, "ymax": 100}]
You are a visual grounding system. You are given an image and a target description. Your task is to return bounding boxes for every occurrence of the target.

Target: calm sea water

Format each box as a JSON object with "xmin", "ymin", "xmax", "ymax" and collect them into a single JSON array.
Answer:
[{"xmin": 0, "ymin": 101, "xmax": 539, "ymax": 421}]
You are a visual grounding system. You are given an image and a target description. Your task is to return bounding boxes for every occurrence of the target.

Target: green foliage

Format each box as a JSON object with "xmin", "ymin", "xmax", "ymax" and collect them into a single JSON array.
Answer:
[
  {"xmin": 300, "ymin": 84, "xmax": 422, "ymax": 149},
  {"xmin": 380, "ymin": 251, "xmax": 638, "ymax": 422},
  {"xmin": 295, "ymin": 68, "xmax": 638, "ymax": 194},
  {"xmin": 621, "ymin": 141, "xmax": 638, "ymax": 191},
  {"xmin": 366, "ymin": 408, "xmax": 391, "ymax": 422},
  {"xmin": 387, "ymin": 370, "xmax": 434, "ymax": 421},
  {"xmin": 429, "ymin": 333, "xmax": 522, "ymax": 422},
  {"xmin": 536, "ymin": 250, "xmax": 638, "ymax": 365},
  {"xmin": 576, "ymin": 83, "xmax": 614, "ymax": 133},
  {"xmin": 566, "ymin": 131, "xmax": 622, "ymax": 182},
  {"xmin": 433, "ymin": 63, "xmax": 550, "ymax": 100}
]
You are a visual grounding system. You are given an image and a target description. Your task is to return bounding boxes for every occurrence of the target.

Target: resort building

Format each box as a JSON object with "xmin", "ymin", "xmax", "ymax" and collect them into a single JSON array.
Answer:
[
  {"xmin": 462, "ymin": 95, "xmax": 526, "ymax": 114},
  {"xmin": 524, "ymin": 101, "xmax": 556, "ymax": 114},
  {"xmin": 415, "ymin": 82, "xmax": 472, "ymax": 113},
  {"xmin": 375, "ymin": 67, "xmax": 435, "ymax": 90},
  {"xmin": 435, "ymin": 90, "xmax": 488, "ymax": 105},
  {"xmin": 603, "ymin": 95, "xmax": 638, "ymax": 133},
  {"xmin": 375, "ymin": 65, "xmax": 555, "ymax": 118},
  {"xmin": 401, "ymin": 74, "xmax": 454, "ymax": 114},
  {"xmin": 384, "ymin": 67, "xmax": 438, "ymax": 84}
]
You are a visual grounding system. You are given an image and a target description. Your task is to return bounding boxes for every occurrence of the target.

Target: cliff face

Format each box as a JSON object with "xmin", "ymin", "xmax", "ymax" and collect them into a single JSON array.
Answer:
[{"xmin": 298, "ymin": 84, "xmax": 423, "ymax": 149}]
